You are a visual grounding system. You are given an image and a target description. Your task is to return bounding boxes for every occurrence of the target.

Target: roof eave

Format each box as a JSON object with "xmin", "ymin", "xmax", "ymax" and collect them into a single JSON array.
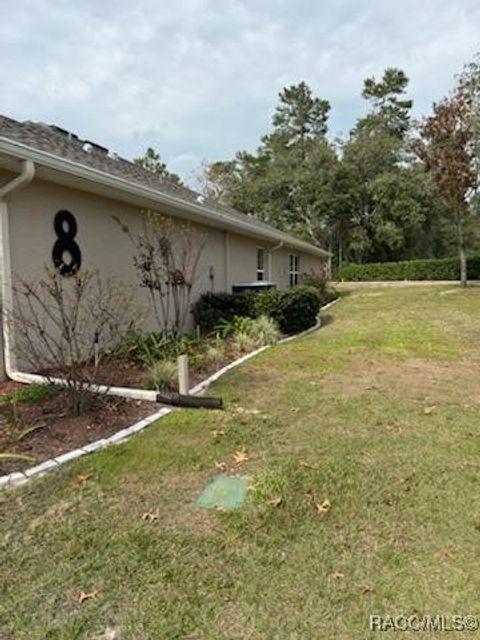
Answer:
[{"xmin": 0, "ymin": 137, "xmax": 330, "ymax": 258}]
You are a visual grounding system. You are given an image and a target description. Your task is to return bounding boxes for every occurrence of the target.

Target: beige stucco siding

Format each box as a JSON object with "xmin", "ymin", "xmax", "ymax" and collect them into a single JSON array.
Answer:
[
  {"xmin": 4, "ymin": 174, "xmax": 324, "ymax": 291},
  {"xmin": 229, "ymin": 239, "xmax": 324, "ymax": 288},
  {"xmin": 5, "ymin": 175, "xmax": 230, "ymax": 332},
  {"xmin": 271, "ymin": 247, "xmax": 323, "ymax": 288},
  {"xmin": 2, "ymin": 173, "xmax": 325, "ymax": 340},
  {"xmin": 229, "ymin": 234, "xmax": 266, "ymax": 284}
]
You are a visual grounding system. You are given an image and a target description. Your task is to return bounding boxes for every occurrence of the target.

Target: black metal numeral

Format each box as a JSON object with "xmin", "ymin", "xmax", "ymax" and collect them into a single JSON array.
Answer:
[{"xmin": 52, "ymin": 210, "xmax": 81, "ymax": 276}]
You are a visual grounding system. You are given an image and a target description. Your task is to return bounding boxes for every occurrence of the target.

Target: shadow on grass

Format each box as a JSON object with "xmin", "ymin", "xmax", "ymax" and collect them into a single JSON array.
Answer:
[{"xmin": 320, "ymin": 313, "xmax": 335, "ymax": 328}]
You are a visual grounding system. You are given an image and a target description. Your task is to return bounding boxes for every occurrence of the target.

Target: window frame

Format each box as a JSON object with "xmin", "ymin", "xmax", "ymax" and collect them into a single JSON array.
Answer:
[
  {"xmin": 256, "ymin": 247, "xmax": 266, "ymax": 281},
  {"xmin": 289, "ymin": 254, "xmax": 299, "ymax": 287}
]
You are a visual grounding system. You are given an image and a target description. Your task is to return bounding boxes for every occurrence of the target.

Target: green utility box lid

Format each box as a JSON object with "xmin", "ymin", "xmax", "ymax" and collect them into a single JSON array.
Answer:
[{"xmin": 197, "ymin": 476, "xmax": 248, "ymax": 511}]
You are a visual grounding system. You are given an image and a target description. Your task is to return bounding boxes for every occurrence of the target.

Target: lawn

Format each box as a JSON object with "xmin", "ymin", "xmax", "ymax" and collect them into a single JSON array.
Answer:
[{"xmin": 2, "ymin": 285, "xmax": 480, "ymax": 639}]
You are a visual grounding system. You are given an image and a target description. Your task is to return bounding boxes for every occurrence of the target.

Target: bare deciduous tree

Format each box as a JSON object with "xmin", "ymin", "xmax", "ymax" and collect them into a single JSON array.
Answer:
[
  {"xmin": 115, "ymin": 210, "xmax": 205, "ymax": 335},
  {"xmin": 11, "ymin": 268, "xmax": 138, "ymax": 415}
]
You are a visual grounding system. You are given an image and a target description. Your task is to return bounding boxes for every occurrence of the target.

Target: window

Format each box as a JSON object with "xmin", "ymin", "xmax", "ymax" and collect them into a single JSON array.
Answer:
[
  {"xmin": 257, "ymin": 248, "xmax": 265, "ymax": 281},
  {"xmin": 289, "ymin": 254, "xmax": 299, "ymax": 287}
]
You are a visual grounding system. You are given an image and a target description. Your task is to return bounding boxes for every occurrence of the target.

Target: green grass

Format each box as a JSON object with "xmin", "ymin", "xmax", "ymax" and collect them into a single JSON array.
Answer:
[
  {"xmin": 2, "ymin": 286, "xmax": 480, "ymax": 639},
  {"xmin": 0, "ymin": 383, "xmax": 53, "ymax": 406}
]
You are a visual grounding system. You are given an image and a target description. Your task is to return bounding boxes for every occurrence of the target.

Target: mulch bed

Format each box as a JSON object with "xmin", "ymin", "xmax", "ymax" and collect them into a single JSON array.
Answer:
[
  {"xmin": 1, "ymin": 344, "xmax": 253, "ymax": 477},
  {"xmin": 0, "ymin": 381, "xmax": 25, "ymax": 397},
  {"xmin": 74, "ymin": 349, "xmax": 242, "ymax": 390},
  {"xmin": 0, "ymin": 387, "xmax": 161, "ymax": 475}
]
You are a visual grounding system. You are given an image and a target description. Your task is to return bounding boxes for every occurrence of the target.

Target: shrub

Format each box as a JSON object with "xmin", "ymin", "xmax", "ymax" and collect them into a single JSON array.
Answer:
[
  {"xmin": 193, "ymin": 286, "xmax": 323, "ymax": 336},
  {"xmin": 336, "ymin": 256, "xmax": 480, "ymax": 282},
  {"xmin": 114, "ymin": 331, "xmax": 173, "ymax": 365},
  {"xmin": 232, "ymin": 331, "xmax": 257, "ymax": 353},
  {"xmin": 191, "ymin": 292, "xmax": 256, "ymax": 333},
  {"xmin": 114, "ymin": 331, "xmax": 206, "ymax": 365},
  {"xmin": 12, "ymin": 269, "xmax": 137, "ymax": 415},
  {"xmin": 254, "ymin": 286, "xmax": 321, "ymax": 334},
  {"xmin": 299, "ymin": 268, "xmax": 338, "ymax": 304},
  {"xmin": 219, "ymin": 315, "xmax": 280, "ymax": 347},
  {"xmin": 147, "ymin": 360, "xmax": 178, "ymax": 391},
  {"xmin": 247, "ymin": 315, "xmax": 281, "ymax": 345},
  {"xmin": 115, "ymin": 210, "xmax": 206, "ymax": 334},
  {"xmin": 204, "ymin": 339, "xmax": 225, "ymax": 366}
]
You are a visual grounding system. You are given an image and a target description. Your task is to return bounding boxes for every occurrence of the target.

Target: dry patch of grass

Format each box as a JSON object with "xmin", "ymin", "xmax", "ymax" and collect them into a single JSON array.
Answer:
[{"xmin": 318, "ymin": 351, "xmax": 480, "ymax": 404}]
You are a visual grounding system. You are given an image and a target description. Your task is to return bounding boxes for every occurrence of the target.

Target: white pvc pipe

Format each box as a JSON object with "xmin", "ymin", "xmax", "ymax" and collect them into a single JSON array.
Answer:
[
  {"xmin": 0, "ymin": 161, "xmax": 160, "ymax": 403},
  {"xmin": 7, "ymin": 370, "xmax": 157, "ymax": 401},
  {"xmin": 0, "ymin": 160, "xmax": 35, "ymax": 380}
]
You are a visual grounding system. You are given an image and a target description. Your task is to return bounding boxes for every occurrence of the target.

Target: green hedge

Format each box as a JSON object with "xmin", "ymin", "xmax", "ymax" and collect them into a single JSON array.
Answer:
[
  {"xmin": 336, "ymin": 256, "xmax": 480, "ymax": 282},
  {"xmin": 192, "ymin": 285, "xmax": 325, "ymax": 335},
  {"xmin": 252, "ymin": 286, "xmax": 321, "ymax": 334},
  {"xmin": 190, "ymin": 292, "xmax": 255, "ymax": 333}
]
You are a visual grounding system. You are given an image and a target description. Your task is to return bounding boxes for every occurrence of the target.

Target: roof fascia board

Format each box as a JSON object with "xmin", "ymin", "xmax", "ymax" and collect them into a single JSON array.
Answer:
[{"xmin": 0, "ymin": 137, "xmax": 329, "ymax": 257}]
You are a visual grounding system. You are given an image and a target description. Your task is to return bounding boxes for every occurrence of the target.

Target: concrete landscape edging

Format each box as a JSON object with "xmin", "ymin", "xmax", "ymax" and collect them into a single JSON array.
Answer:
[
  {"xmin": 0, "ymin": 297, "xmax": 340, "ymax": 491},
  {"xmin": 189, "ymin": 297, "xmax": 340, "ymax": 395},
  {"xmin": 0, "ymin": 407, "xmax": 172, "ymax": 490}
]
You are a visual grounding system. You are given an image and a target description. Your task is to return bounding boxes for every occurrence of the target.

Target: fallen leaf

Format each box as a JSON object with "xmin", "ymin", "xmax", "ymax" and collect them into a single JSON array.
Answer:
[
  {"xmin": 424, "ymin": 406, "xmax": 436, "ymax": 415},
  {"xmin": 212, "ymin": 429, "xmax": 226, "ymax": 437},
  {"xmin": 214, "ymin": 461, "xmax": 227, "ymax": 471},
  {"xmin": 315, "ymin": 498, "xmax": 331, "ymax": 515},
  {"xmin": 234, "ymin": 407, "xmax": 261, "ymax": 416},
  {"xmin": 300, "ymin": 461, "xmax": 319, "ymax": 470},
  {"xmin": 73, "ymin": 473, "xmax": 91, "ymax": 486},
  {"xmin": 97, "ymin": 627, "xmax": 120, "ymax": 640},
  {"xmin": 331, "ymin": 570, "xmax": 344, "ymax": 579},
  {"xmin": 385, "ymin": 420, "xmax": 405, "ymax": 433},
  {"xmin": 267, "ymin": 496, "xmax": 283, "ymax": 507},
  {"xmin": 142, "ymin": 511, "xmax": 159, "ymax": 522},
  {"xmin": 233, "ymin": 450, "xmax": 249, "ymax": 464},
  {"xmin": 361, "ymin": 585, "xmax": 374, "ymax": 594},
  {"xmin": 399, "ymin": 472, "xmax": 416, "ymax": 484},
  {"xmin": 78, "ymin": 589, "xmax": 98, "ymax": 604}
]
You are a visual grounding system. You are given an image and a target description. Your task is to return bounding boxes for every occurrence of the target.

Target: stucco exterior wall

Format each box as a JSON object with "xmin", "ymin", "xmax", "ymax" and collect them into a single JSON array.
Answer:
[
  {"xmin": 0, "ymin": 172, "xmax": 325, "ymax": 375},
  {"xmin": 4, "ymin": 173, "xmax": 324, "ymax": 296},
  {"xmin": 4, "ymin": 175, "xmax": 229, "ymax": 331},
  {"xmin": 270, "ymin": 247, "xmax": 323, "ymax": 288}
]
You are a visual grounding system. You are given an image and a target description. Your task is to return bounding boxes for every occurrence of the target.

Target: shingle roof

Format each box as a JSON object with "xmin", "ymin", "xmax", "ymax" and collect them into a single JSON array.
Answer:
[{"xmin": 0, "ymin": 115, "xmax": 328, "ymax": 256}]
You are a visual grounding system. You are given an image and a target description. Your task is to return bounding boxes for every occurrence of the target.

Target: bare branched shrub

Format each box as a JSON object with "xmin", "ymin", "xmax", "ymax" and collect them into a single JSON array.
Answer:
[
  {"xmin": 11, "ymin": 268, "xmax": 138, "ymax": 415},
  {"xmin": 115, "ymin": 210, "xmax": 205, "ymax": 335}
]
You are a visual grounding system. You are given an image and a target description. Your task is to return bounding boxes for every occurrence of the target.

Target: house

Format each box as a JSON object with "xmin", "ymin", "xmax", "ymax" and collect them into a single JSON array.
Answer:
[{"xmin": 0, "ymin": 115, "xmax": 329, "ymax": 379}]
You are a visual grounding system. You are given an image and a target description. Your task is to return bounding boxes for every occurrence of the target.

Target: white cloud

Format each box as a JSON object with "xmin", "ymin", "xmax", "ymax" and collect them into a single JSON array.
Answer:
[{"xmin": 2, "ymin": 0, "xmax": 480, "ymax": 181}]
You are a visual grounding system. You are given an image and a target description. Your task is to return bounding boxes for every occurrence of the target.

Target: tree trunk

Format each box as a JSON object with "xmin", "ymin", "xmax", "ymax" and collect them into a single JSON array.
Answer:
[{"xmin": 457, "ymin": 214, "xmax": 467, "ymax": 287}]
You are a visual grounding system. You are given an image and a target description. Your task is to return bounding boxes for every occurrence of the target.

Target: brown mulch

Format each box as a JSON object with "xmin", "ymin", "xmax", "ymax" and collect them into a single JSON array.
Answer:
[
  {"xmin": 73, "ymin": 350, "xmax": 242, "ymax": 390},
  {"xmin": 83, "ymin": 357, "xmax": 149, "ymax": 388},
  {"xmin": 0, "ymin": 344, "xmax": 252, "ymax": 476},
  {"xmin": 0, "ymin": 381, "xmax": 25, "ymax": 397},
  {"xmin": 0, "ymin": 387, "xmax": 162, "ymax": 475}
]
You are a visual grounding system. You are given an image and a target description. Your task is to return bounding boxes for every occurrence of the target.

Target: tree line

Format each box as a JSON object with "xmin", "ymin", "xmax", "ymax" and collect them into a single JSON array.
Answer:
[{"xmin": 135, "ymin": 54, "xmax": 480, "ymax": 285}]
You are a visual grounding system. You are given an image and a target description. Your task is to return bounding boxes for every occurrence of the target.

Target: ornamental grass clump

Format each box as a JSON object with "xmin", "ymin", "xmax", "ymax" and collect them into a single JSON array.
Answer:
[{"xmin": 147, "ymin": 360, "xmax": 178, "ymax": 392}]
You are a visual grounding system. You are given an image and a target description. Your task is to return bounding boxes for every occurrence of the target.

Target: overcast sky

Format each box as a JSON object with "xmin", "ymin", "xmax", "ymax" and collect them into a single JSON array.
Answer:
[{"xmin": 2, "ymin": 0, "xmax": 479, "ymax": 184}]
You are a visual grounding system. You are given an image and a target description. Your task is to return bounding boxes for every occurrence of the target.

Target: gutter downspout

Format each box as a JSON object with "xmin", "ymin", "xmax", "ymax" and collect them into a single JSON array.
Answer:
[
  {"xmin": 0, "ymin": 160, "xmax": 35, "ymax": 380},
  {"xmin": 0, "ymin": 163, "xmax": 160, "ymax": 401}
]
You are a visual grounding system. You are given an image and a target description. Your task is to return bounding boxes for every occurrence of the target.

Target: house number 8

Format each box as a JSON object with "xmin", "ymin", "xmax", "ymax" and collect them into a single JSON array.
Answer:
[{"xmin": 52, "ymin": 210, "xmax": 82, "ymax": 276}]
